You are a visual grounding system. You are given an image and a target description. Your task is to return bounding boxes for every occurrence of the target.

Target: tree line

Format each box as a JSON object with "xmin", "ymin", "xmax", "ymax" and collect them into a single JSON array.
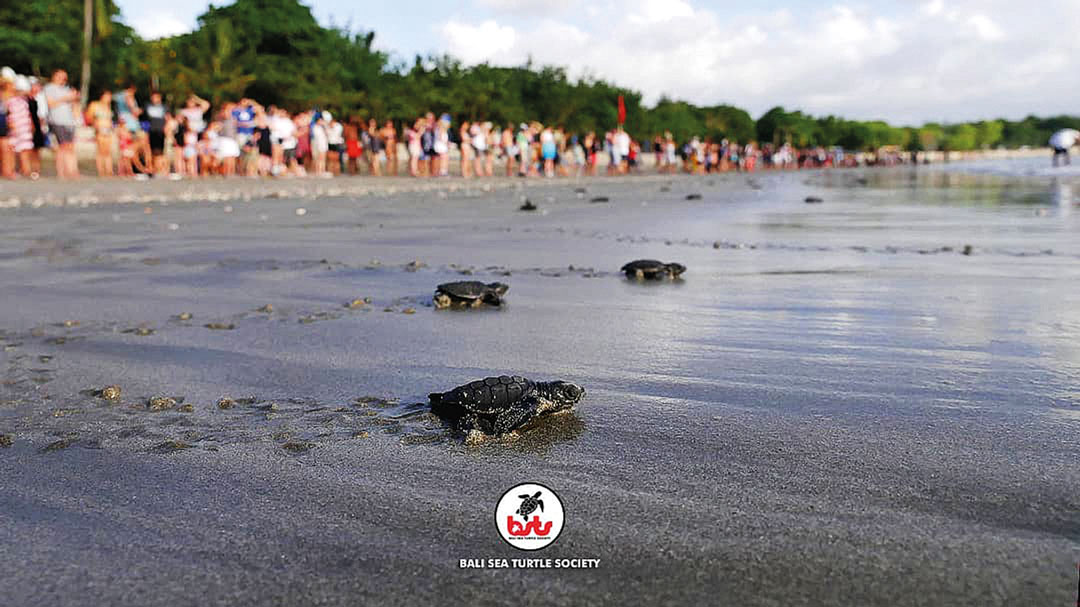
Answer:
[{"xmin": 3, "ymin": 0, "xmax": 1077, "ymax": 150}]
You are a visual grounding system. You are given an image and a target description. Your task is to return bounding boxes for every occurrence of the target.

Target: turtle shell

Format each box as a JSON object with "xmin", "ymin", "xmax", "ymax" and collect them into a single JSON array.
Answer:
[
  {"xmin": 436, "ymin": 281, "xmax": 490, "ymax": 300},
  {"xmin": 436, "ymin": 281, "xmax": 509, "ymax": 300},
  {"xmin": 431, "ymin": 375, "xmax": 533, "ymax": 415},
  {"xmin": 621, "ymin": 259, "xmax": 665, "ymax": 273}
]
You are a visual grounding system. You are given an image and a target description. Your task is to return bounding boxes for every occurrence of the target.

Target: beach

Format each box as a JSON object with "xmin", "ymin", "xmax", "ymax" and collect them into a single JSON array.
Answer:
[{"xmin": 0, "ymin": 164, "xmax": 1078, "ymax": 606}]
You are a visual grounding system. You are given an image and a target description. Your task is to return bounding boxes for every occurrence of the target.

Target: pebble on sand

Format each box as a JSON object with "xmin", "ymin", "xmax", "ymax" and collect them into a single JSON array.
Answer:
[
  {"xmin": 151, "ymin": 440, "xmax": 192, "ymax": 453},
  {"xmin": 282, "ymin": 441, "xmax": 314, "ymax": 453},
  {"xmin": 204, "ymin": 323, "xmax": 235, "ymax": 330},
  {"xmin": 147, "ymin": 396, "xmax": 179, "ymax": 411},
  {"xmin": 0, "ymin": 434, "xmax": 13, "ymax": 448},
  {"xmin": 217, "ymin": 397, "xmax": 236, "ymax": 410},
  {"xmin": 98, "ymin": 385, "xmax": 122, "ymax": 400},
  {"xmin": 41, "ymin": 438, "xmax": 74, "ymax": 452}
]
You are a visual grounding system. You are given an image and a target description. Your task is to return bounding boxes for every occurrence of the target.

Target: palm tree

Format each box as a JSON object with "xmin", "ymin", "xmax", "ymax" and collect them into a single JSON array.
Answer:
[{"xmin": 80, "ymin": 0, "xmax": 113, "ymax": 107}]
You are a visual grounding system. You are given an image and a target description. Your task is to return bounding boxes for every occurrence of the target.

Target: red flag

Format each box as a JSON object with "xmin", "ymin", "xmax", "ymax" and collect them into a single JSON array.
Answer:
[{"xmin": 617, "ymin": 95, "xmax": 626, "ymax": 125}]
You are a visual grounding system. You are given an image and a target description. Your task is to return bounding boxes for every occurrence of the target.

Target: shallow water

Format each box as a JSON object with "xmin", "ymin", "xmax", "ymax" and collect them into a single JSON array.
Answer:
[{"xmin": 0, "ymin": 168, "xmax": 1077, "ymax": 606}]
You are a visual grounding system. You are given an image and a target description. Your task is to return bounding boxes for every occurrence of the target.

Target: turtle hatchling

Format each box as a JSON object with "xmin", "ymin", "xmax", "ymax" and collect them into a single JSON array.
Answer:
[
  {"xmin": 516, "ymin": 492, "xmax": 544, "ymax": 520},
  {"xmin": 621, "ymin": 259, "xmax": 686, "ymax": 280},
  {"xmin": 433, "ymin": 281, "xmax": 509, "ymax": 309},
  {"xmin": 429, "ymin": 375, "xmax": 585, "ymax": 437}
]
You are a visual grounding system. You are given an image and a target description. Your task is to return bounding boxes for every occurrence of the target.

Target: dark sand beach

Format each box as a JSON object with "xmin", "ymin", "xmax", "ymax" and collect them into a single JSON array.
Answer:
[{"xmin": 1, "ymin": 166, "xmax": 1078, "ymax": 605}]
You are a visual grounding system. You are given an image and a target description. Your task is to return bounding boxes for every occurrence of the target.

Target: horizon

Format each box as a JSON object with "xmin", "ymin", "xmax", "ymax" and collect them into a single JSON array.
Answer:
[{"xmin": 112, "ymin": 0, "xmax": 1080, "ymax": 125}]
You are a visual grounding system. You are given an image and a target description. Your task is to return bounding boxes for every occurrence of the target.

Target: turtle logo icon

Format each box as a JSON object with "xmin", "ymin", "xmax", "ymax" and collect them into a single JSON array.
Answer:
[
  {"xmin": 496, "ymin": 483, "xmax": 564, "ymax": 550},
  {"xmin": 516, "ymin": 492, "xmax": 543, "ymax": 521}
]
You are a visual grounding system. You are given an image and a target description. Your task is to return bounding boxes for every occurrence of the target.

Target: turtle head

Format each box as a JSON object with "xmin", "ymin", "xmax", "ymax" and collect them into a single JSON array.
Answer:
[
  {"xmin": 487, "ymin": 282, "xmax": 510, "ymax": 296},
  {"xmin": 546, "ymin": 381, "xmax": 585, "ymax": 406},
  {"xmin": 665, "ymin": 263, "xmax": 686, "ymax": 277}
]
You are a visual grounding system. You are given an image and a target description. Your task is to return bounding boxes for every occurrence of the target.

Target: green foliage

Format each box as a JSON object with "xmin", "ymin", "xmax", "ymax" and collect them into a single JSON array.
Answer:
[
  {"xmin": 2, "ymin": 0, "xmax": 1077, "ymax": 149},
  {"xmin": 943, "ymin": 124, "xmax": 978, "ymax": 151},
  {"xmin": 0, "ymin": 0, "xmax": 137, "ymax": 94}
]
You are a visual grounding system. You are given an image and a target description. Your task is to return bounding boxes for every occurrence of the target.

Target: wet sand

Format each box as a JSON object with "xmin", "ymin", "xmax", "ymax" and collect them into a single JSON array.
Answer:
[{"xmin": 0, "ymin": 169, "xmax": 1078, "ymax": 606}]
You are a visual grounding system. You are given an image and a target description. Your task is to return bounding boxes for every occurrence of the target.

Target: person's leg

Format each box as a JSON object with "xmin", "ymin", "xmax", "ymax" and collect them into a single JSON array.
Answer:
[
  {"xmin": 0, "ymin": 139, "xmax": 13, "ymax": 178},
  {"xmin": 95, "ymin": 136, "xmax": 106, "ymax": 176},
  {"xmin": 66, "ymin": 142, "xmax": 79, "ymax": 178},
  {"xmin": 55, "ymin": 142, "xmax": 67, "ymax": 178}
]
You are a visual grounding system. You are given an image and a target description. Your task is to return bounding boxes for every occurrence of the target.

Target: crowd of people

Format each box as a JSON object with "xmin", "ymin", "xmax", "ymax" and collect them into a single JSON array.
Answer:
[{"xmin": 2, "ymin": 67, "xmax": 920, "ymax": 181}]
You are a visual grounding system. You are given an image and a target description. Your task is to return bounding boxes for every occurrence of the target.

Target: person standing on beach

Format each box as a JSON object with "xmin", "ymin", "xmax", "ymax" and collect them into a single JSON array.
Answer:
[
  {"xmin": 180, "ymin": 94, "xmax": 209, "ymax": 136},
  {"xmin": 502, "ymin": 124, "xmax": 516, "ymax": 176},
  {"xmin": 145, "ymin": 92, "xmax": 168, "ymax": 175},
  {"xmin": 433, "ymin": 116, "xmax": 450, "ymax": 176},
  {"xmin": 382, "ymin": 120, "xmax": 398, "ymax": 176},
  {"xmin": 1049, "ymin": 128, "xmax": 1079, "ymax": 167},
  {"xmin": 114, "ymin": 84, "xmax": 141, "ymax": 135},
  {"xmin": 44, "ymin": 70, "xmax": 79, "ymax": 179},
  {"xmin": 4, "ymin": 77, "xmax": 35, "ymax": 178},
  {"xmin": 86, "ymin": 90, "xmax": 115, "ymax": 177},
  {"xmin": 26, "ymin": 78, "xmax": 47, "ymax": 178},
  {"xmin": 406, "ymin": 118, "xmax": 422, "ymax": 176},
  {"xmin": 459, "ymin": 120, "xmax": 472, "ymax": 178}
]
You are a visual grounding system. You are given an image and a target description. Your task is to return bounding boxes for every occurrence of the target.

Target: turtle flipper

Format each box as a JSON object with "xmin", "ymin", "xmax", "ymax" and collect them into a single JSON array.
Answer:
[
  {"xmin": 493, "ymin": 395, "xmax": 540, "ymax": 436},
  {"xmin": 537, "ymin": 500, "xmax": 544, "ymax": 512}
]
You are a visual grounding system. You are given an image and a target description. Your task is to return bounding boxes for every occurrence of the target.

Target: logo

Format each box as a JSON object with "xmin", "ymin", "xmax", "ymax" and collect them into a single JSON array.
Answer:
[{"xmin": 495, "ymin": 482, "xmax": 565, "ymax": 551}]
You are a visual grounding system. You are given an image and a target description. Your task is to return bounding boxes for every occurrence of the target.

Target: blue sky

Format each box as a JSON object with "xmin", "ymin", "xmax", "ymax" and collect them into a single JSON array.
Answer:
[{"xmin": 115, "ymin": 0, "xmax": 1080, "ymax": 124}]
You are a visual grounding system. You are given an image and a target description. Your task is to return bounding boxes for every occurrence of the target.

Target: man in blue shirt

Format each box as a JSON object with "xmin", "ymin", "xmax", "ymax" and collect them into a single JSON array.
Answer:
[{"xmin": 232, "ymin": 99, "xmax": 257, "ymax": 146}]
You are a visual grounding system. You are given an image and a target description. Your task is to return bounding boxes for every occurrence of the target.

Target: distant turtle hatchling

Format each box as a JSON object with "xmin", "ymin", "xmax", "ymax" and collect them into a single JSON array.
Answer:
[
  {"xmin": 804, "ymin": 196, "xmax": 824, "ymax": 204},
  {"xmin": 433, "ymin": 281, "xmax": 509, "ymax": 309},
  {"xmin": 589, "ymin": 196, "xmax": 609, "ymax": 203},
  {"xmin": 685, "ymin": 193, "xmax": 702, "ymax": 200},
  {"xmin": 621, "ymin": 259, "xmax": 686, "ymax": 280},
  {"xmin": 429, "ymin": 375, "xmax": 585, "ymax": 437},
  {"xmin": 519, "ymin": 199, "xmax": 538, "ymax": 211}
]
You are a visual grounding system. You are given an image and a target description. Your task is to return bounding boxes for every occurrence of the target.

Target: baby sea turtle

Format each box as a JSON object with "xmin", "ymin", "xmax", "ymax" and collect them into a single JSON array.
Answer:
[
  {"xmin": 433, "ymin": 281, "xmax": 509, "ymax": 309},
  {"xmin": 519, "ymin": 199, "xmax": 538, "ymax": 211},
  {"xmin": 429, "ymin": 375, "xmax": 585, "ymax": 437},
  {"xmin": 804, "ymin": 196, "xmax": 824, "ymax": 204},
  {"xmin": 621, "ymin": 259, "xmax": 686, "ymax": 280},
  {"xmin": 516, "ymin": 491, "xmax": 544, "ymax": 521}
]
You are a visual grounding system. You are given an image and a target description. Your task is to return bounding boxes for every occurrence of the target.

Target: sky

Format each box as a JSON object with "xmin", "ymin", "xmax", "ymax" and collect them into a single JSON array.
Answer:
[{"xmin": 114, "ymin": 0, "xmax": 1080, "ymax": 124}]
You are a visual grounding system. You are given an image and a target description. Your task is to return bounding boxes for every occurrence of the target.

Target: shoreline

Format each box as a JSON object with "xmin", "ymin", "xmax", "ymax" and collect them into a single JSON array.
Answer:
[{"xmin": 0, "ymin": 147, "xmax": 1069, "ymax": 210}]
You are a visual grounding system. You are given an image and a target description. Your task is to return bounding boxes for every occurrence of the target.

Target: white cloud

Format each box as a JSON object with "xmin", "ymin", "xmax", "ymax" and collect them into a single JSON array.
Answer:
[
  {"xmin": 129, "ymin": 14, "xmax": 191, "ymax": 39},
  {"xmin": 440, "ymin": 20, "xmax": 517, "ymax": 65},
  {"xmin": 921, "ymin": 0, "xmax": 945, "ymax": 17},
  {"xmin": 475, "ymin": 0, "xmax": 574, "ymax": 15},
  {"xmin": 436, "ymin": 0, "xmax": 1080, "ymax": 123},
  {"xmin": 969, "ymin": 14, "xmax": 1004, "ymax": 41},
  {"xmin": 628, "ymin": 0, "xmax": 694, "ymax": 25}
]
